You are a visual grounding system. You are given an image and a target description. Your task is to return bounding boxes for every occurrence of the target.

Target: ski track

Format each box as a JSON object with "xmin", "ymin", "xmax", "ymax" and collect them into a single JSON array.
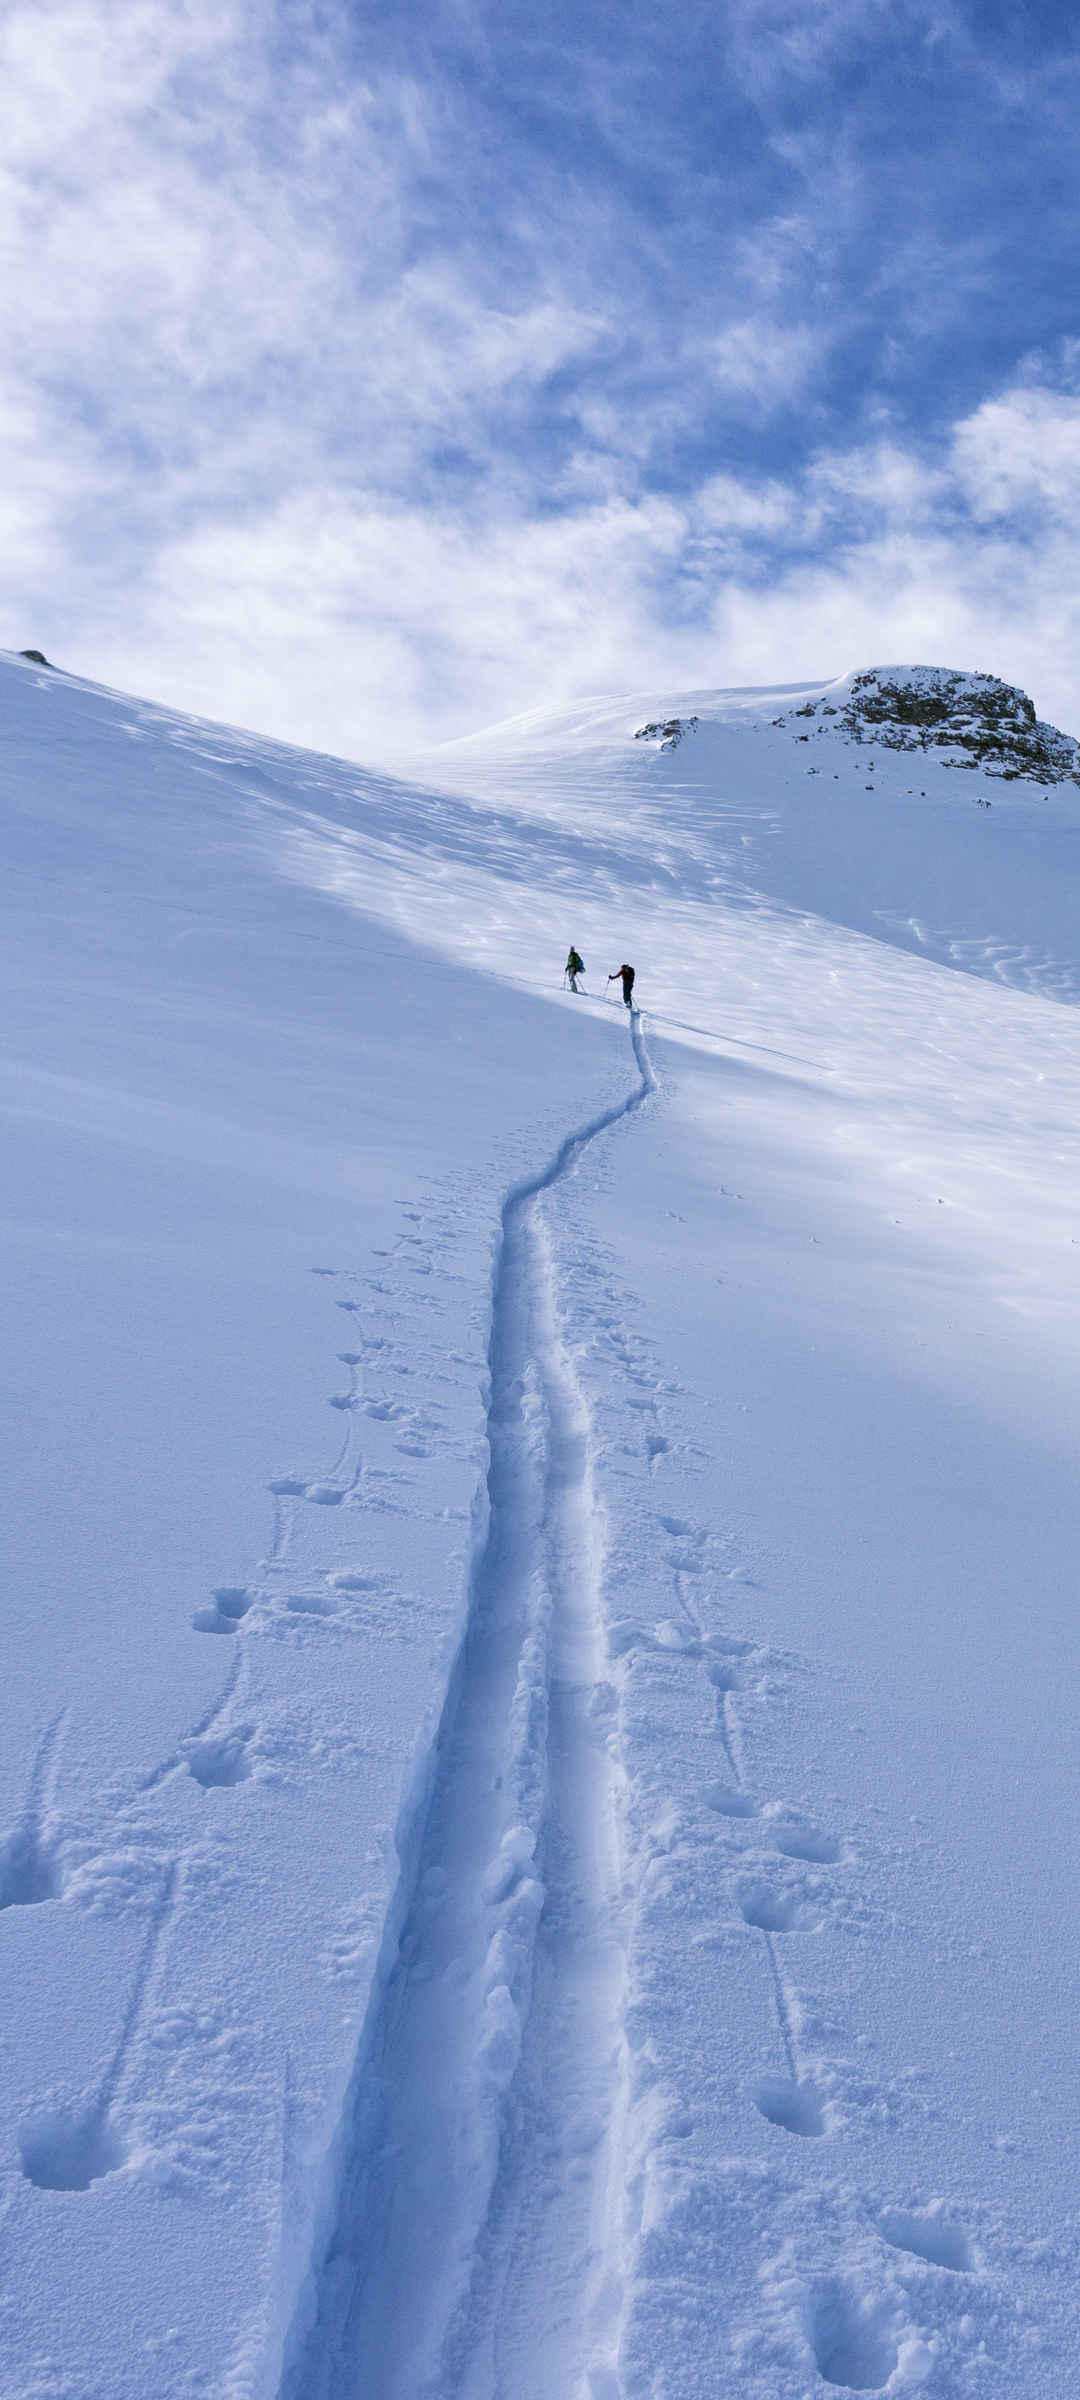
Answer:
[
  {"xmin": 279, "ymin": 1016, "xmax": 655, "ymax": 2400},
  {"xmin": 0, "ymin": 983, "xmax": 979, "ymax": 2385},
  {"xmin": 587, "ymin": 1284, "xmax": 988, "ymax": 2386},
  {"xmin": 1, "ymin": 1229, "xmax": 395, "ymax": 2208},
  {"xmin": 18, "ymin": 1857, "xmax": 179, "ymax": 2192},
  {"xmin": 0, "ymin": 1709, "xmax": 70, "ymax": 1909}
]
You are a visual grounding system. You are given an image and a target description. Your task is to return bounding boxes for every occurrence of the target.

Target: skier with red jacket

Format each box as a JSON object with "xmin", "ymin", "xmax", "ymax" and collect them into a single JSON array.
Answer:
[{"xmin": 608, "ymin": 962, "xmax": 636, "ymax": 1007}]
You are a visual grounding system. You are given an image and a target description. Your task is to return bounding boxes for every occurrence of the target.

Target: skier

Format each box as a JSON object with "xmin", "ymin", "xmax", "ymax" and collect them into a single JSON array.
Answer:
[
  {"xmin": 608, "ymin": 962, "xmax": 636, "ymax": 1008},
  {"xmin": 565, "ymin": 946, "xmax": 584, "ymax": 992}
]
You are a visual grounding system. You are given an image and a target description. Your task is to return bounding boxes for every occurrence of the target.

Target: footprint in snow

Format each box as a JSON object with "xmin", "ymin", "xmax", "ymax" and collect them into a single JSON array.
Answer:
[
  {"xmin": 704, "ymin": 1783, "xmax": 758, "ymax": 1819},
  {"xmin": 268, "ymin": 1477, "xmax": 346, "ymax": 1506},
  {"xmin": 192, "ymin": 1586, "xmax": 255, "ymax": 1635},
  {"xmin": 19, "ymin": 2104, "xmax": 128, "ymax": 2192},
  {"xmin": 879, "ymin": 2206, "xmax": 975, "ymax": 2273},
  {"xmin": 182, "ymin": 1726, "xmax": 255, "ymax": 1788},
  {"xmin": 738, "ymin": 1878, "xmax": 822, "ymax": 1933},
  {"xmin": 0, "ymin": 1823, "xmax": 63, "ymax": 1909},
  {"xmin": 805, "ymin": 2279, "xmax": 907, "ymax": 2391},
  {"xmin": 772, "ymin": 1823, "xmax": 843, "ymax": 1865},
  {"xmin": 754, "ymin": 2075, "xmax": 827, "ymax": 2138}
]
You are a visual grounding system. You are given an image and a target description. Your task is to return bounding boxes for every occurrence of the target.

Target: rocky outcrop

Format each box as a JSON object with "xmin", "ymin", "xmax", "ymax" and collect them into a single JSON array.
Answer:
[
  {"xmin": 634, "ymin": 714, "xmax": 699, "ymax": 751},
  {"xmin": 777, "ymin": 668, "xmax": 1080, "ymax": 785}
]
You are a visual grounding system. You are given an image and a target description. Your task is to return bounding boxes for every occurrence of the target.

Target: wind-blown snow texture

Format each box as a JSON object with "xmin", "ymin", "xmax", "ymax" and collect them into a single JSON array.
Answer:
[{"xmin": 2, "ymin": 650, "xmax": 1079, "ymax": 2397}]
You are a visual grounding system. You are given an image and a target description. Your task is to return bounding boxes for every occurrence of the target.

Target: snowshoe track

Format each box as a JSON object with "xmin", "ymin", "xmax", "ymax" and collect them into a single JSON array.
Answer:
[{"xmin": 279, "ymin": 1020, "xmax": 655, "ymax": 2400}]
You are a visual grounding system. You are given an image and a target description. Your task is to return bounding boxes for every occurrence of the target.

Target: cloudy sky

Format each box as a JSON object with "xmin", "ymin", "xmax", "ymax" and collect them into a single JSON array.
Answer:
[{"xmin": 4, "ymin": 0, "xmax": 1080, "ymax": 752}]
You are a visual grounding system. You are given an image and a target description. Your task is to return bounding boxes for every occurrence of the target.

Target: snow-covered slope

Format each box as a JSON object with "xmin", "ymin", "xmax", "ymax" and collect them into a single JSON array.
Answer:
[
  {"xmin": 411, "ymin": 664, "xmax": 1080, "ymax": 1004},
  {"xmin": 2, "ymin": 650, "xmax": 1079, "ymax": 2398}
]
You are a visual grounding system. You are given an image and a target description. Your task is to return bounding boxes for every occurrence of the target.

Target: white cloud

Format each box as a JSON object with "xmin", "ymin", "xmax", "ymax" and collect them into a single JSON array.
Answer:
[
  {"xmin": 805, "ymin": 438, "xmax": 945, "ymax": 529},
  {"xmin": 90, "ymin": 487, "xmax": 692, "ymax": 756},
  {"xmin": 73, "ymin": 372, "xmax": 1080, "ymax": 758},
  {"xmin": 703, "ymin": 318, "xmax": 817, "ymax": 404},
  {"xmin": 694, "ymin": 474, "xmax": 797, "ymax": 533},
  {"xmin": 688, "ymin": 418, "xmax": 1080, "ymax": 737},
  {"xmin": 4, "ymin": 2, "xmax": 1080, "ymax": 759},
  {"xmin": 951, "ymin": 388, "xmax": 1080, "ymax": 523}
]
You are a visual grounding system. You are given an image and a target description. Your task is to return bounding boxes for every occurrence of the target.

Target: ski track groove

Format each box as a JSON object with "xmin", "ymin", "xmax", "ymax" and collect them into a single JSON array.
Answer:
[
  {"xmin": 139, "ymin": 1275, "xmax": 374, "ymax": 1796},
  {"xmin": 24, "ymin": 1709, "xmax": 70, "ymax": 1824},
  {"xmin": 713, "ymin": 1676, "xmax": 743, "ymax": 1789},
  {"xmin": 0, "ymin": 1709, "xmax": 71, "ymax": 1909},
  {"xmin": 763, "ymin": 1929, "xmax": 800, "ymax": 2086},
  {"xmin": 134, "ymin": 1650, "xmax": 247, "ymax": 1796},
  {"xmin": 97, "ymin": 1858, "xmax": 180, "ymax": 2118},
  {"xmin": 17, "ymin": 1856, "xmax": 180, "ymax": 2195},
  {"xmin": 714, "ymin": 1652, "xmax": 810, "ymax": 2097},
  {"xmin": 278, "ymin": 1016, "xmax": 655, "ymax": 2400}
]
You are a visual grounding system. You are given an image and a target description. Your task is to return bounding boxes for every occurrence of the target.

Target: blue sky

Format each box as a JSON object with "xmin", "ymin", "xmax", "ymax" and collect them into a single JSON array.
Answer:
[{"xmin": 4, "ymin": 0, "xmax": 1080, "ymax": 750}]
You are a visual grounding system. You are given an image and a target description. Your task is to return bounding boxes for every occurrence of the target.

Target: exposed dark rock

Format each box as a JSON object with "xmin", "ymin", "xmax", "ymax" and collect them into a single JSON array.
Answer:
[
  {"xmin": 634, "ymin": 714, "xmax": 699, "ymax": 752},
  {"xmin": 773, "ymin": 667, "xmax": 1080, "ymax": 786},
  {"xmin": 19, "ymin": 649, "xmax": 52, "ymax": 667}
]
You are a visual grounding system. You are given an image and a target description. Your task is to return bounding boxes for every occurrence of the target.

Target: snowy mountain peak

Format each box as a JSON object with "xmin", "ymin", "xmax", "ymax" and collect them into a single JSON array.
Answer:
[{"xmin": 774, "ymin": 663, "xmax": 1080, "ymax": 785}]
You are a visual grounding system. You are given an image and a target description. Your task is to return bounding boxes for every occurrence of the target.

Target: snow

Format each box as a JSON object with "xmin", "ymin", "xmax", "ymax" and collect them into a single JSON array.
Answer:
[{"xmin": 2, "ymin": 649, "xmax": 1079, "ymax": 2396}]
